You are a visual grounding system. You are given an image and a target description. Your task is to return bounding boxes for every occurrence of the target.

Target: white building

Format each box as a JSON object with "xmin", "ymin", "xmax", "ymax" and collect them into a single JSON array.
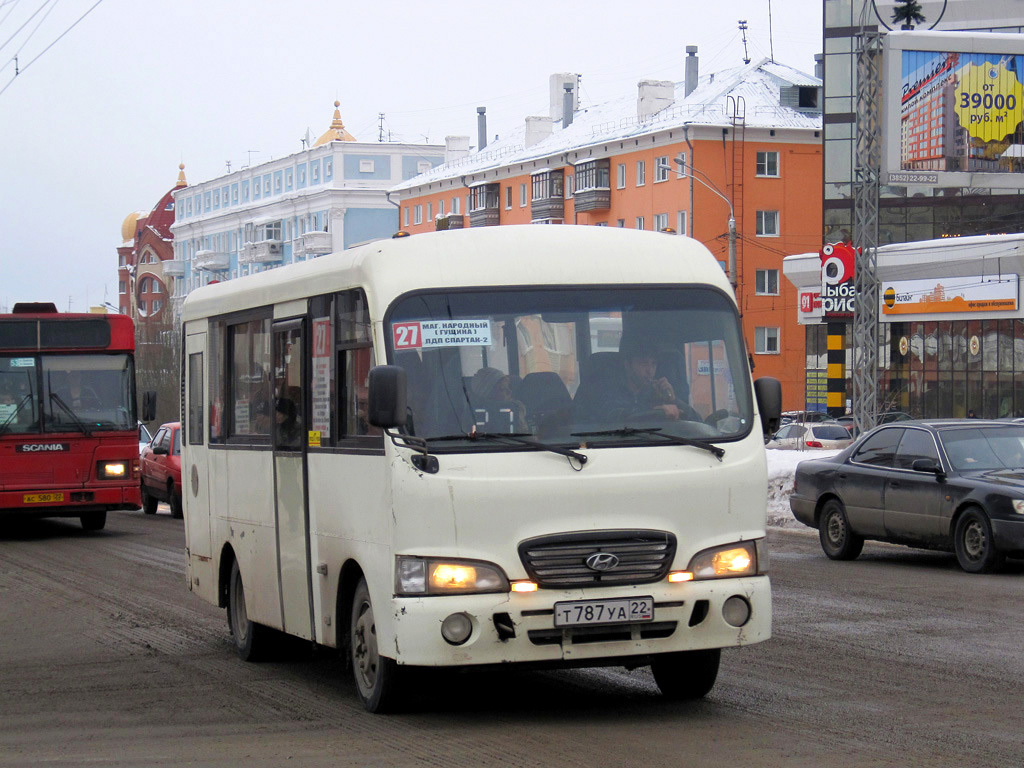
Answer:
[{"xmin": 169, "ymin": 102, "xmax": 445, "ymax": 308}]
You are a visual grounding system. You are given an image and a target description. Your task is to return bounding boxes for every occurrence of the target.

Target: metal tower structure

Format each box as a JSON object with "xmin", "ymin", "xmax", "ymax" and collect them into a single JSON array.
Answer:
[{"xmin": 851, "ymin": 29, "xmax": 883, "ymax": 435}]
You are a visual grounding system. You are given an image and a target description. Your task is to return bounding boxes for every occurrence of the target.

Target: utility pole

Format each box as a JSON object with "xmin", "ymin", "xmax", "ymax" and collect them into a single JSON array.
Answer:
[
  {"xmin": 739, "ymin": 20, "xmax": 751, "ymax": 65},
  {"xmin": 378, "ymin": 113, "xmax": 386, "ymax": 143},
  {"xmin": 674, "ymin": 155, "xmax": 737, "ymax": 293}
]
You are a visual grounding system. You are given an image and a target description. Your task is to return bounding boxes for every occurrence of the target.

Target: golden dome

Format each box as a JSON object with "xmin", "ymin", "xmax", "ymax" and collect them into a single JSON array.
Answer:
[
  {"xmin": 314, "ymin": 99, "xmax": 357, "ymax": 146},
  {"xmin": 121, "ymin": 211, "xmax": 146, "ymax": 242},
  {"xmin": 176, "ymin": 162, "xmax": 187, "ymax": 188}
]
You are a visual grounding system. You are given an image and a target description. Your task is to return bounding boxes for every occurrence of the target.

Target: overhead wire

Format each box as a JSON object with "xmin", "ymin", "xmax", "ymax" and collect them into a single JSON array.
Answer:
[{"xmin": 2, "ymin": 0, "xmax": 59, "ymax": 70}]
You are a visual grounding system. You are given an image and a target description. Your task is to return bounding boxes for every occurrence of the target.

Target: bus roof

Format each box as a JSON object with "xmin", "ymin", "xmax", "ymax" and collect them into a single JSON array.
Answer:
[{"xmin": 182, "ymin": 225, "xmax": 732, "ymax": 322}]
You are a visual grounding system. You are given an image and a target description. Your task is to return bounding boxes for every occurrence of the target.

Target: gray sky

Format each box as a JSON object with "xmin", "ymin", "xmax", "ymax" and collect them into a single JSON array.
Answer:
[{"xmin": 0, "ymin": 0, "xmax": 820, "ymax": 314}]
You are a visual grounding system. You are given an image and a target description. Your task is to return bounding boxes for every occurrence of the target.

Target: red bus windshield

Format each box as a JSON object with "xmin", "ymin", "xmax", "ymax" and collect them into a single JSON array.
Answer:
[{"xmin": 0, "ymin": 353, "xmax": 137, "ymax": 436}]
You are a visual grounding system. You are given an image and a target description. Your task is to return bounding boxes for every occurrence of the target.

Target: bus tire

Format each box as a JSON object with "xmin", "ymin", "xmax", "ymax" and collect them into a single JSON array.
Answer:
[
  {"xmin": 141, "ymin": 487, "xmax": 157, "ymax": 515},
  {"xmin": 227, "ymin": 559, "xmax": 272, "ymax": 662},
  {"xmin": 651, "ymin": 648, "xmax": 721, "ymax": 700},
  {"xmin": 169, "ymin": 482, "xmax": 183, "ymax": 519},
  {"xmin": 350, "ymin": 577, "xmax": 402, "ymax": 713},
  {"xmin": 80, "ymin": 511, "xmax": 106, "ymax": 531}
]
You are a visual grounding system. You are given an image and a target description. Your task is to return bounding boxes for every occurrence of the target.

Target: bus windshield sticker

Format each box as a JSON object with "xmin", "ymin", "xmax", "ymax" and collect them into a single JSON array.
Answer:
[
  {"xmin": 310, "ymin": 317, "xmax": 331, "ymax": 436},
  {"xmin": 393, "ymin": 320, "xmax": 492, "ymax": 349},
  {"xmin": 10, "ymin": 358, "xmax": 34, "ymax": 367}
]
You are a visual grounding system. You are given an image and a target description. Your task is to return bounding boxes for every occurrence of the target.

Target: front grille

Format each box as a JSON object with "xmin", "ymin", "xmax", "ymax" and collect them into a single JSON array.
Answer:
[
  {"xmin": 528, "ymin": 621, "xmax": 677, "ymax": 646},
  {"xmin": 518, "ymin": 529, "xmax": 676, "ymax": 588}
]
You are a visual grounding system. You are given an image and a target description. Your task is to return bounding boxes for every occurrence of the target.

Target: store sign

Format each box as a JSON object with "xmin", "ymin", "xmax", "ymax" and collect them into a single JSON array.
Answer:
[
  {"xmin": 820, "ymin": 243, "xmax": 858, "ymax": 319},
  {"xmin": 880, "ymin": 275, "xmax": 1018, "ymax": 317}
]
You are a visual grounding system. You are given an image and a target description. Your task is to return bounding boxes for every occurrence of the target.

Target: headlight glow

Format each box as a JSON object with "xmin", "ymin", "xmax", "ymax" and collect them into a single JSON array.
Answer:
[
  {"xmin": 98, "ymin": 461, "xmax": 127, "ymax": 479},
  {"xmin": 395, "ymin": 556, "xmax": 509, "ymax": 595},
  {"xmin": 687, "ymin": 541, "xmax": 759, "ymax": 580}
]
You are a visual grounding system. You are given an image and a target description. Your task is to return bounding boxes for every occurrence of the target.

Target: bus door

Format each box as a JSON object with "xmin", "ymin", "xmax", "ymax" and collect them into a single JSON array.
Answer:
[
  {"xmin": 271, "ymin": 319, "xmax": 314, "ymax": 640},
  {"xmin": 184, "ymin": 331, "xmax": 212, "ymax": 570}
]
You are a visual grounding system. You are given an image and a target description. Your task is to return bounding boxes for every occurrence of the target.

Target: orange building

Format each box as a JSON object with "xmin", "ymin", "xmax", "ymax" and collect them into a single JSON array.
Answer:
[{"xmin": 392, "ymin": 56, "xmax": 822, "ymax": 408}]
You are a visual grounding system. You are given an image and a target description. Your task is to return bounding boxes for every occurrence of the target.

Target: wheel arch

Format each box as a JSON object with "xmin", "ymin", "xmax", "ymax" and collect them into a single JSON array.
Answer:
[
  {"xmin": 217, "ymin": 543, "xmax": 238, "ymax": 609},
  {"xmin": 813, "ymin": 493, "xmax": 843, "ymax": 527},
  {"xmin": 335, "ymin": 559, "xmax": 365, "ymax": 656},
  {"xmin": 949, "ymin": 500, "xmax": 985, "ymax": 539}
]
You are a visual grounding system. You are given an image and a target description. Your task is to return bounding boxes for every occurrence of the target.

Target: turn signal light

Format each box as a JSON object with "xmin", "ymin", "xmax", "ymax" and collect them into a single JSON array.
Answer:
[
  {"xmin": 510, "ymin": 581, "xmax": 538, "ymax": 593},
  {"xmin": 668, "ymin": 571, "xmax": 694, "ymax": 583}
]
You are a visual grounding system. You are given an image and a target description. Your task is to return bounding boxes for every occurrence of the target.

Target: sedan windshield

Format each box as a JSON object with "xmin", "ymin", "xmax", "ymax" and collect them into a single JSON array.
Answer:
[
  {"xmin": 941, "ymin": 425, "xmax": 1024, "ymax": 471},
  {"xmin": 387, "ymin": 286, "xmax": 752, "ymax": 448}
]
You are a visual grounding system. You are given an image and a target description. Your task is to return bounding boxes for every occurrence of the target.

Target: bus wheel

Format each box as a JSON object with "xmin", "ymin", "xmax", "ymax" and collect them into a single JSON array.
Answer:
[
  {"xmin": 651, "ymin": 648, "xmax": 721, "ymax": 700},
  {"xmin": 350, "ymin": 577, "xmax": 402, "ymax": 713},
  {"xmin": 227, "ymin": 559, "xmax": 271, "ymax": 662},
  {"xmin": 141, "ymin": 487, "xmax": 157, "ymax": 515},
  {"xmin": 80, "ymin": 511, "xmax": 106, "ymax": 531},
  {"xmin": 169, "ymin": 482, "xmax": 183, "ymax": 519}
]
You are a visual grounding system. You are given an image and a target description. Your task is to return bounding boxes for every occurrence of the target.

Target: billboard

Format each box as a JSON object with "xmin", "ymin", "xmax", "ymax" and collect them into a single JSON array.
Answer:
[
  {"xmin": 883, "ymin": 31, "xmax": 1024, "ymax": 189},
  {"xmin": 879, "ymin": 275, "xmax": 1018, "ymax": 319}
]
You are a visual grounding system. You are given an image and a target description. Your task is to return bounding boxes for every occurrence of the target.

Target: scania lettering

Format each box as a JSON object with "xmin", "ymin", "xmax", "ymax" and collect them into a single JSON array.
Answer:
[
  {"xmin": 180, "ymin": 226, "xmax": 782, "ymax": 712},
  {"xmin": 0, "ymin": 303, "xmax": 143, "ymax": 530}
]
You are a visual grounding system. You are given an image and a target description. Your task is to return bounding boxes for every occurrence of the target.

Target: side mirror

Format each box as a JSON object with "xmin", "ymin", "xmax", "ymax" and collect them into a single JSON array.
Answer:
[
  {"xmin": 142, "ymin": 391, "xmax": 157, "ymax": 422},
  {"xmin": 153, "ymin": 443, "xmax": 168, "ymax": 456},
  {"xmin": 754, "ymin": 377, "xmax": 782, "ymax": 439},
  {"xmin": 368, "ymin": 365, "xmax": 408, "ymax": 429},
  {"xmin": 911, "ymin": 458, "xmax": 945, "ymax": 477}
]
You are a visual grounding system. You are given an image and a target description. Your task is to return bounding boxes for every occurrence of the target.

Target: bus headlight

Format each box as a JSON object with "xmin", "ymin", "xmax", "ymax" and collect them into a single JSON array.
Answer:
[
  {"xmin": 395, "ymin": 556, "xmax": 510, "ymax": 595},
  {"xmin": 686, "ymin": 541, "xmax": 759, "ymax": 580},
  {"xmin": 98, "ymin": 461, "xmax": 127, "ymax": 479}
]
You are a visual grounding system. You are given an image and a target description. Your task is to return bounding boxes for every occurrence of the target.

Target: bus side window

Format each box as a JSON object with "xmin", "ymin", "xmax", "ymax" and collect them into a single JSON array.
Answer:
[{"xmin": 338, "ymin": 346, "xmax": 379, "ymax": 437}]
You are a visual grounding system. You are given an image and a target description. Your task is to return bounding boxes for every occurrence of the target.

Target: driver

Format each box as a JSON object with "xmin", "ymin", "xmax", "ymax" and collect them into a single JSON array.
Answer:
[{"xmin": 603, "ymin": 338, "xmax": 697, "ymax": 423}]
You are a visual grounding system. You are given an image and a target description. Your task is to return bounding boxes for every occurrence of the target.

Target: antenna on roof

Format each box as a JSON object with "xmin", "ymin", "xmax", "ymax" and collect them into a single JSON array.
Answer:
[
  {"xmin": 738, "ymin": 20, "xmax": 751, "ymax": 65},
  {"xmin": 379, "ymin": 113, "xmax": 386, "ymax": 143},
  {"xmin": 768, "ymin": 0, "xmax": 775, "ymax": 62},
  {"xmin": 225, "ymin": 160, "xmax": 232, "ymax": 173}
]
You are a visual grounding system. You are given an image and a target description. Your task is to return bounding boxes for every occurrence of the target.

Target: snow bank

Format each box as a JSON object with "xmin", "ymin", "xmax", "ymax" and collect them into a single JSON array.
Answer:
[{"xmin": 764, "ymin": 448, "xmax": 842, "ymax": 529}]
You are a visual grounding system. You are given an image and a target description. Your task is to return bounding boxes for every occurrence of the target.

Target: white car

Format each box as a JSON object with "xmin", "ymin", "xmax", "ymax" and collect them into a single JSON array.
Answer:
[
  {"xmin": 767, "ymin": 422, "xmax": 853, "ymax": 451},
  {"xmin": 138, "ymin": 421, "xmax": 153, "ymax": 455}
]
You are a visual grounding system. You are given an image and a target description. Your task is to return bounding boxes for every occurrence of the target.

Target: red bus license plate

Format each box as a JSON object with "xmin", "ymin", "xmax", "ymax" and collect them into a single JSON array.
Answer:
[
  {"xmin": 553, "ymin": 597, "xmax": 654, "ymax": 627},
  {"xmin": 24, "ymin": 493, "xmax": 64, "ymax": 504}
]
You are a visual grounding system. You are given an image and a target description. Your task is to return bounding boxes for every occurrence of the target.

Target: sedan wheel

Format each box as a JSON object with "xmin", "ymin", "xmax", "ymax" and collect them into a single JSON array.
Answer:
[
  {"xmin": 818, "ymin": 499, "xmax": 864, "ymax": 561},
  {"xmin": 954, "ymin": 508, "xmax": 1003, "ymax": 574}
]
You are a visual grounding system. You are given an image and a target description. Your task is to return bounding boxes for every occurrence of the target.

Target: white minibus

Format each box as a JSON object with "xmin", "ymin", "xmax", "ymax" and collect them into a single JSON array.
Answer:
[{"xmin": 180, "ymin": 225, "xmax": 782, "ymax": 712}]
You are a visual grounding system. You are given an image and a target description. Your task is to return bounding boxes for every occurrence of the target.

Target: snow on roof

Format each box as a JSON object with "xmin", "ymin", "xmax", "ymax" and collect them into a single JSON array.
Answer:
[{"xmin": 393, "ymin": 58, "xmax": 821, "ymax": 192}]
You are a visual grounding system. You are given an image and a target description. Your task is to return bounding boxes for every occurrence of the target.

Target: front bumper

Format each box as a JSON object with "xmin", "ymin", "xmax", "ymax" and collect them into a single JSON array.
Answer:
[
  {"xmin": 991, "ymin": 516, "xmax": 1024, "ymax": 553},
  {"xmin": 0, "ymin": 485, "xmax": 141, "ymax": 516},
  {"xmin": 390, "ymin": 575, "xmax": 771, "ymax": 667}
]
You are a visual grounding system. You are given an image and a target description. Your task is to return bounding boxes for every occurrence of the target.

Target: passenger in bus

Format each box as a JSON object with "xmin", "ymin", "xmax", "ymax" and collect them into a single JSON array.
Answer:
[
  {"xmin": 580, "ymin": 337, "xmax": 700, "ymax": 424},
  {"xmin": 469, "ymin": 367, "xmax": 527, "ymax": 433},
  {"xmin": 274, "ymin": 397, "xmax": 302, "ymax": 447}
]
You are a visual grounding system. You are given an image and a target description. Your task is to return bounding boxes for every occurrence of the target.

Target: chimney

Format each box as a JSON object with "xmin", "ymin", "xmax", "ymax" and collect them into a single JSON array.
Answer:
[
  {"xmin": 525, "ymin": 116, "xmax": 553, "ymax": 148},
  {"xmin": 637, "ymin": 79, "xmax": 674, "ymax": 121},
  {"xmin": 814, "ymin": 53, "xmax": 824, "ymax": 79},
  {"xmin": 562, "ymin": 84, "xmax": 575, "ymax": 128},
  {"xmin": 550, "ymin": 73, "xmax": 579, "ymax": 122},
  {"xmin": 445, "ymin": 135, "xmax": 471, "ymax": 163},
  {"xmin": 477, "ymin": 107, "xmax": 487, "ymax": 150},
  {"xmin": 685, "ymin": 46, "xmax": 699, "ymax": 97}
]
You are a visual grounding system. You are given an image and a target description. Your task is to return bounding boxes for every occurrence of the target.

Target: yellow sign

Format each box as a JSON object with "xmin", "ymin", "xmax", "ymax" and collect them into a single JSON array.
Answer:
[
  {"xmin": 954, "ymin": 61, "xmax": 1024, "ymax": 142},
  {"xmin": 24, "ymin": 492, "xmax": 64, "ymax": 504},
  {"xmin": 307, "ymin": 430, "xmax": 321, "ymax": 447}
]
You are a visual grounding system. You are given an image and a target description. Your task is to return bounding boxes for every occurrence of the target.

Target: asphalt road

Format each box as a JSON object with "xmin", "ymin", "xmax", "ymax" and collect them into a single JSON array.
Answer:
[{"xmin": 0, "ymin": 509, "xmax": 1021, "ymax": 768}]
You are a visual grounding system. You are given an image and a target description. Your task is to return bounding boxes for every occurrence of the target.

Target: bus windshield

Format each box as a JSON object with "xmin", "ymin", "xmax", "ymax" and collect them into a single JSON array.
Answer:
[
  {"xmin": 0, "ymin": 354, "xmax": 136, "ymax": 435},
  {"xmin": 387, "ymin": 286, "xmax": 753, "ymax": 447}
]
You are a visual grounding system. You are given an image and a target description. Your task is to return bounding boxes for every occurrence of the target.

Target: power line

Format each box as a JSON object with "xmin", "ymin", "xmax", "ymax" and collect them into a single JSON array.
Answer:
[
  {"xmin": 0, "ymin": 0, "xmax": 50, "ymax": 55},
  {"xmin": 0, "ymin": 0, "xmax": 103, "ymax": 98}
]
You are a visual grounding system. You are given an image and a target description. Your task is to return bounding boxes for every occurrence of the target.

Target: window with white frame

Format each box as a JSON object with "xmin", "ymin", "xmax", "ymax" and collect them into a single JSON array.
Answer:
[
  {"xmin": 414, "ymin": 205, "xmax": 422, "ymax": 225},
  {"xmin": 675, "ymin": 152, "xmax": 687, "ymax": 177},
  {"xmin": 403, "ymin": 207, "xmax": 409, "ymax": 227},
  {"xmin": 427, "ymin": 202, "xmax": 433, "ymax": 220},
  {"xmin": 453, "ymin": 196, "xmax": 461, "ymax": 215},
  {"xmin": 617, "ymin": 219, "xmax": 626, "ymax": 227},
  {"xmin": 635, "ymin": 216, "xmax": 645, "ymax": 230},
  {"xmin": 654, "ymin": 156, "xmax": 670, "ymax": 183},
  {"xmin": 359, "ymin": 159, "xmax": 375, "ymax": 173},
  {"xmin": 756, "ymin": 151, "xmax": 779, "ymax": 177},
  {"xmin": 756, "ymin": 210, "xmax": 779, "ymax": 236},
  {"xmin": 676, "ymin": 210, "xmax": 687, "ymax": 235},
  {"xmin": 505, "ymin": 186, "xmax": 512, "ymax": 209},
  {"xmin": 654, "ymin": 213, "xmax": 669, "ymax": 231},
  {"xmin": 438, "ymin": 199, "xmax": 445, "ymax": 216},
  {"xmin": 755, "ymin": 327, "xmax": 780, "ymax": 354},
  {"xmin": 636, "ymin": 160, "xmax": 646, "ymax": 186},
  {"xmin": 755, "ymin": 269, "xmax": 779, "ymax": 295},
  {"xmin": 520, "ymin": 183, "xmax": 527, "ymax": 206},
  {"xmin": 564, "ymin": 174, "xmax": 573, "ymax": 199},
  {"xmin": 617, "ymin": 164, "xmax": 626, "ymax": 189}
]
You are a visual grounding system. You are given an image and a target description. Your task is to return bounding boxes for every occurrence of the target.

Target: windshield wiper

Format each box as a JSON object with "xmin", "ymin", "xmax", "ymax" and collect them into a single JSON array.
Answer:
[
  {"xmin": 48, "ymin": 393, "xmax": 92, "ymax": 436},
  {"xmin": 428, "ymin": 431, "xmax": 587, "ymax": 465},
  {"xmin": 572, "ymin": 427, "xmax": 725, "ymax": 460},
  {"xmin": 0, "ymin": 394, "xmax": 32, "ymax": 437}
]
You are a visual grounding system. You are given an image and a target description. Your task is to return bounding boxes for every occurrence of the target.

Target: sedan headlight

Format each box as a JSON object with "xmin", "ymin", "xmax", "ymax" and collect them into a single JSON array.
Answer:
[
  {"xmin": 395, "ymin": 556, "xmax": 510, "ymax": 595},
  {"xmin": 686, "ymin": 541, "xmax": 760, "ymax": 580},
  {"xmin": 1011, "ymin": 500, "xmax": 1024, "ymax": 515},
  {"xmin": 97, "ymin": 461, "xmax": 127, "ymax": 480}
]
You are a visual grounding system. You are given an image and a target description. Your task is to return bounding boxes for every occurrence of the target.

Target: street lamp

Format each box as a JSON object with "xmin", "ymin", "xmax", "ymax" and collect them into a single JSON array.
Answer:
[{"xmin": 670, "ymin": 155, "xmax": 737, "ymax": 292}]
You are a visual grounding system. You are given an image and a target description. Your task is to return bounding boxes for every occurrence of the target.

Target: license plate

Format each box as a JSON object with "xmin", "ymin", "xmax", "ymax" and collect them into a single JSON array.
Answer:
[
  {"xmin": 24, "ymin": 492, "xmax": 64, "ymax": 504},
  {"xmin": 553, "ymin": 597, "xmax": 654, "ymax": 627}
]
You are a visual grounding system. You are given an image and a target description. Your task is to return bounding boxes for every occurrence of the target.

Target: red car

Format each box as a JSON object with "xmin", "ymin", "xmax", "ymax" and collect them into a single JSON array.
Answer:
[{"xmin": 140, "ymin": 421, "xmax": 182, "ymax": 518}]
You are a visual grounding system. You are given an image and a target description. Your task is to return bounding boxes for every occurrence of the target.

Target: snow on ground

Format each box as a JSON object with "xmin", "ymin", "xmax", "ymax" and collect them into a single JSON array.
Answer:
[{"xmin": 764, "ymin": 448, "xmax": 842, "ymax": 529}]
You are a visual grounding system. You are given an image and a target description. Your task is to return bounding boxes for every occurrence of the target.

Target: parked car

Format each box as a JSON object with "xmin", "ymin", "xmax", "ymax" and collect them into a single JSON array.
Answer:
[
  {"xmin": 790, "ymin": 419, "xmax": 1024, "ymax": 573},
  {"xmin": 836, "ymin": 411, "xmax": 912, "ymax": 437},
  {"xmin": 767, "ymin": 422, "xmax": 853, "ymax": 451},
  {"xmin": 781, "ymin": 410, "xmax": 834, "ymax": 426},
  {"xmin": 140, "ymin": 421, "xmax": 182, "ymax": 518},
  {"xmin": 138, "ymin": 421, "xmax": 153, "ymax": 455}
]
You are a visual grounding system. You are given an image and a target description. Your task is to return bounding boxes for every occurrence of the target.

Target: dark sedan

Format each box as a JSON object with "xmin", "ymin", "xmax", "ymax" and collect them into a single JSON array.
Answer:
[{"xmin": 790, "ymin": 419, "xmax": 1024, "ymax": 573}]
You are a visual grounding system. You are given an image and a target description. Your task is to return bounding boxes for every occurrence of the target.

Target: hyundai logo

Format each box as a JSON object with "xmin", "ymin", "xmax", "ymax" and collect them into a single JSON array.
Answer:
[{"xmin": 585, "ymin": 552, "xmax": 620, "ymax": 571}]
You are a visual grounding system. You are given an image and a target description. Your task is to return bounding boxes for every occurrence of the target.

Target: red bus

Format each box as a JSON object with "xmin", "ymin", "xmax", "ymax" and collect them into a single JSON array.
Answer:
[{"xmin": 0, "ymin": 303, "xmax": 143, "ymax": 530}]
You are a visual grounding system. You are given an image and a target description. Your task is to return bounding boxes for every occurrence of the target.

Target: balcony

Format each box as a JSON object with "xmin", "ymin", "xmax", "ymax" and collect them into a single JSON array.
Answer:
[
  {"xmin": 239, "ymin": 240, "xmax": 283, "ymax": 265},
  {"xmin": 468, "ymin": 183, "xmax": 500, "ymax": 228},
  {"xmin": 194, "ymin": 250, "xmax": 230, "ymax": 272},
  {"xmin": 573, "ymin": 160, "xmax": 611, "ymax": 213},
  {"xmin": 294, "ymin": 231, "xmax": 333, "ymax": 258},
  {"xmin": 530, "ymin": 170, "xmax": 565, "ymax": 222},
  {"xmin": 162, "ymin": 259, "xmax": 185, "ymax": 277}
]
